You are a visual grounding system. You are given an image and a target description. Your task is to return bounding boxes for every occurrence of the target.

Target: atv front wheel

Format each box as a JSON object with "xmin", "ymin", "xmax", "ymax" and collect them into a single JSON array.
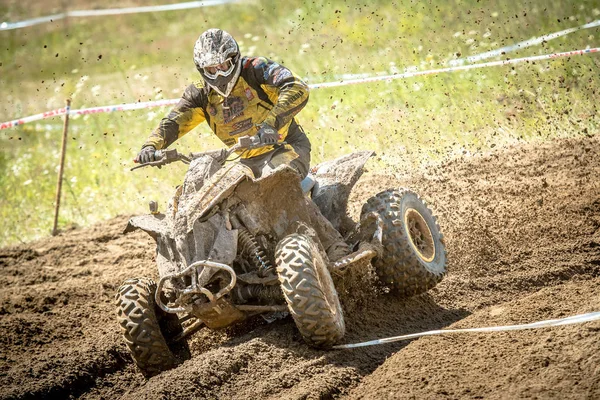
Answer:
[
  {"xmin": 115, "ymin": 277, "xmax": 190, "ymax": 377},
  {"xmin": 275, "ymin": 234, "xmax": 345, "ymax": 348},
  {"xmin": 361, "ymin": 188, "xmax": 447, "ymax": 297}
]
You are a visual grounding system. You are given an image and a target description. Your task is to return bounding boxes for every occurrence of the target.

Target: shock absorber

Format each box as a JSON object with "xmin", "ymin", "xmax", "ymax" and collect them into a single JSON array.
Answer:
[{"xmin": 238, "ymin": 228, "xmax": 274, "ymax": 277}]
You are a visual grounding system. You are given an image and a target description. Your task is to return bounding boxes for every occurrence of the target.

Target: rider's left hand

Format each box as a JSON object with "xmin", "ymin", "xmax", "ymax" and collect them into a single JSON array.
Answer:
[{"xmin": 256, "ymin": 123, "xmax": 280, "ymax": 144}]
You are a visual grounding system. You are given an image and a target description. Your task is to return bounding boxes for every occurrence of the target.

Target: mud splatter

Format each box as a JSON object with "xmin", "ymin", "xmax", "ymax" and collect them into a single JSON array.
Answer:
[{"xmin": 1, "ymin": 135, "xmax": 599, "ymax": 399}]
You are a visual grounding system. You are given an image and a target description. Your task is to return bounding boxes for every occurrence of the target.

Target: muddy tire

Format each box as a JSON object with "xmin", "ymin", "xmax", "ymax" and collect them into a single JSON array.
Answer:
[
  {"xmin": 361, "ymin": 188, "xmax": 447, "ymax": 297},
  {"xmin": 275, "ymin": 234, "xmax": 345, "ymax": 348},
  {"xmin": 115, "ymin": 277, "xmax": 189, "ymax": 377}
]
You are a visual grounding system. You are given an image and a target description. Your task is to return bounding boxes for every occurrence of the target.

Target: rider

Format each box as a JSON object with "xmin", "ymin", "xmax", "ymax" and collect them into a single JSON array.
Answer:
[
  {"xmin": 136, "ymin": 28, "xmax": 311, "ymax": 179},
  {"xmin": 136, "ymin": 28, "xmax": 350, "ymax": 261}
]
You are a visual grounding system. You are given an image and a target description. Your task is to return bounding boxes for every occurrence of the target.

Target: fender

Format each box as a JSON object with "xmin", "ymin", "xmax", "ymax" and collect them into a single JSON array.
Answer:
[
  {"xmin": 124, "ymin": 214, "xmax": 170, "ymax": 239},
  {"xmin": 311, "ymin": 150, "xmax": 375, "ymax": 235}
]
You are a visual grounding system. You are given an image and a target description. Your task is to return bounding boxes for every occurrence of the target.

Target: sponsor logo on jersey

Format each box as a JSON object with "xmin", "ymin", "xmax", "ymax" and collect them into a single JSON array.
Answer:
[
  {"xmin": 252, "ymin": 57, "xmax": 267, "ymax": 67},
  {"xmin": 229, "ymin": 118, "xmax": 254, "ymax": 136},
  {"xmin": 222, "ymin": 96, "xmax": 245, "ymax": 123},
  {"xmin": 264, "ymin": 62, "xmax": 280, "ymax": 80},
  {"xmin": 244, "ymin": 88, "xmax": 255, "ymax": 101},
  {"xmin": 285, "ymin": 90, "xmax": 305, "ymax": 104},
  {"xmin": 272, "ymin": 68, "xmax": 292, "ymax": 84}
]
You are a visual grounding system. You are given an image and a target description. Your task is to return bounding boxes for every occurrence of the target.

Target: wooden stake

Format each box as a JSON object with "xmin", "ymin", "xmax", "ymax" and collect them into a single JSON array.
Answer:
[{"xmin": 52, "ymin": 98, "xmax": 71, "ymax": 236}]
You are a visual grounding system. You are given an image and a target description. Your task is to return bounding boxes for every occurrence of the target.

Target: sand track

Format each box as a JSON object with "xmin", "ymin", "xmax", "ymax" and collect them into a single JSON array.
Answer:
[{"xmin": 1, "ymin": 136, "xmax": 599, "ymax": 399}]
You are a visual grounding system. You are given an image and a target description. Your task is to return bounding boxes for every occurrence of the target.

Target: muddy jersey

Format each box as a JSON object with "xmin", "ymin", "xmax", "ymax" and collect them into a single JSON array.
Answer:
[{"xmin": 143, "ymin": 56, "xmax": 310, "ymax": 158}]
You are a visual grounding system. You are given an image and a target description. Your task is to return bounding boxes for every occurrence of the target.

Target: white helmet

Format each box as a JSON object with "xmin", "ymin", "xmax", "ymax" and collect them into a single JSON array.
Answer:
[{"xmin": 193, "ymin": 29, "xmax": 241, "ymax": 97}]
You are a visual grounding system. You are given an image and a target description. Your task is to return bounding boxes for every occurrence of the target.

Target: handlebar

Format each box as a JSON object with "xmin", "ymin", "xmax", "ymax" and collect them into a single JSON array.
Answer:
[{"xmin": 131, "ymin": 135, "xmax": 270, "ymax": 171}]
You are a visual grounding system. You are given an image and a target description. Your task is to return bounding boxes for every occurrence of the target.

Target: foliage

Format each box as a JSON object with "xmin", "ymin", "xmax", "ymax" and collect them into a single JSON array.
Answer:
[{"xmin": 0, "ymin": 0, "xmax": 598, "ymax": 245}]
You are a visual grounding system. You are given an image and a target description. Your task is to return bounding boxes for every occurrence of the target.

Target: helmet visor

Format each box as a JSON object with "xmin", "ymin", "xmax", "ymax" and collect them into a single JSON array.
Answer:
[{"xmin": 203, "ymin": 58, "xmax": 235, "ymax": 79}]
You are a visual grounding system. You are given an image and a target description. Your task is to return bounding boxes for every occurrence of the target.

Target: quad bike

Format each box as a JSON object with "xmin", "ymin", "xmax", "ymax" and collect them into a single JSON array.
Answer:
[{"xmin": 116, "ymin": 136, "xmax": 447, "ymax": 377}]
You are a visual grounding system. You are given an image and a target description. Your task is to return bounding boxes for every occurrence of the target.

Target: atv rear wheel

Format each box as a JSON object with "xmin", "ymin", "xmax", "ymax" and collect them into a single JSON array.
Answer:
[
  {"xmin": 115, "ymin": 277, "xmax": 190, "ymax": 377},
  {"xmin": 275, "ymin": 234, "xmax": 345, "ymax": 348},
  {"xmin": 361, "ymin": 188, "xmax": 447, "ymax": 297}
]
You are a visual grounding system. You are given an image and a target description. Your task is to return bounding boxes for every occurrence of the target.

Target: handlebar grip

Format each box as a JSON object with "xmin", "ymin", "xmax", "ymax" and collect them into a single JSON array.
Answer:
[
  {"xmin": 237, "ymin": 135, "xmax": 261, "ymax": 149},
  {"xmin": 133, "ymin": 149, "xmax": 163, "ymax": 165}
]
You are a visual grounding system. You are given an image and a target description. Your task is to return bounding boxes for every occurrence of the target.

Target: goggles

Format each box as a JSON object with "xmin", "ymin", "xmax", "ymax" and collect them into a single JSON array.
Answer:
[{"xmin": 203, "ymin": 58, "xmax": 235, "ymax": 79}]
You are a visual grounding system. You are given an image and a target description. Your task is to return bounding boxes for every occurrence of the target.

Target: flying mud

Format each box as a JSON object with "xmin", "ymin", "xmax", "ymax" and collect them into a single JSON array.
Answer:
[{"xmin": 1, "ymin": 135, "xmax": 599, "ymax": 399}]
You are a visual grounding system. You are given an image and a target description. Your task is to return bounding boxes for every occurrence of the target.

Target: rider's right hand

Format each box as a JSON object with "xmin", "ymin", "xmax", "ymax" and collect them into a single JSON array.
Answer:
[
  {"xmin": 136, "ymin": 145, "xmax": 157, "ymax": 164},
  {"xmin": 256, "ymin": 123, "xmax": 279, "ymax": 144}
]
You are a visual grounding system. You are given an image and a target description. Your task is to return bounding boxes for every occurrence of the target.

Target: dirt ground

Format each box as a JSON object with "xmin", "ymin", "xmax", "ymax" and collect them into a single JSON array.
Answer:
[{"xmin": 1, "ymin": 135, "xmax": 599, "ymax": 399}]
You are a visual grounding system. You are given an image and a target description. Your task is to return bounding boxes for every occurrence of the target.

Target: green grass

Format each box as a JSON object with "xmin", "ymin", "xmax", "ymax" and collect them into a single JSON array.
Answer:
[{"xmin": 1, "ymin": 0, "xmax": 599, "ymax": 246}]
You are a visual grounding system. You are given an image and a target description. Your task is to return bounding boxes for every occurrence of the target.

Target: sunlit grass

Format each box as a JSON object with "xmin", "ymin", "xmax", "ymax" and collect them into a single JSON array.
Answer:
[{"xmin": 0, "ymin": 0, "xmax": 599, "ymax": 245}]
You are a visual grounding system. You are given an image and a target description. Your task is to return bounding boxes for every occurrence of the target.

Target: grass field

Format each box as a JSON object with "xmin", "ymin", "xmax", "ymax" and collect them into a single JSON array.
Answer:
[{"xmin": 1, "ymin": 0, "xmax": 599, "ymax": 246}]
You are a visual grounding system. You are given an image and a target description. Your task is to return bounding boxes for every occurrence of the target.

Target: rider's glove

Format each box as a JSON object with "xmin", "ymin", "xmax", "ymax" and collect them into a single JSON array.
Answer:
[
  {"xmin": 136, "ymin": 145, "xmax": 157, "ymax": 164},
  {"xmin": 256, "ymin": 123, "xmax": 280, "ymax": 145}
]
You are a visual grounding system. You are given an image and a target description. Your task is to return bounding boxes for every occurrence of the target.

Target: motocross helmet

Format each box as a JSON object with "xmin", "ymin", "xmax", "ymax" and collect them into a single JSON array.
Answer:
[{"xmin": 193, "ymin": 28, "xmax": 241, "ymax": 97}]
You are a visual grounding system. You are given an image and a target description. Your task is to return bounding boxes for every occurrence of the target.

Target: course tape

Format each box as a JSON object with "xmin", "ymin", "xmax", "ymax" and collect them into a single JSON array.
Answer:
[
  {"xmin": 0, "ymin": 0, "xmax": 240, "ymax": 31},
  {"xmin": 333, "ymin": 311, "xmax": 600, "ymax": 349},
  {"xmin": 0, "ymin": 99, "xmax": 180, "ymax": 130},
  {"xmin": 340, "ymin": 18, "xmax": 600, "ymax": 79},
  {"xmin": 1, "ymin": 47, "xmax": 599, "ymax": 131},
  {"xmin": 308, "ymin": 47, "xmax": 599, "ymax": 89},
  {"xmin": 450, "ymin": 19, "xmax": 600, "ymax": 66}
]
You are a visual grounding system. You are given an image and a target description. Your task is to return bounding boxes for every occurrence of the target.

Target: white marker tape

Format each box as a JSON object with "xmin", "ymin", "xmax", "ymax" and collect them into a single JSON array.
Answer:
[
  {"xmin": 450, "ymin": 19, "xmax": 600, "ymax": 66},
  {"xmin": 0, "ymin": 0, "xmax": 241, "ymax": 31},
  {"xmin": 333, "ymin": 311, "xmax": 600, "ymax": 349},
  {"xmin": 308, "ymin": 47, "xmax": 599, "ymax": 90},
  {"xmin": 0, "ymin": 100, "xmax": 179, "ymax": 130},
  {"xmin": 340, "ymin": 19, "xmax": 600, "ymax": 76},
  {"xmin": 0, "ymin": 13, "xmax": 66, "ymax": 30},
  {"xmin": 67, "ymin": 0, "xmax": 240, "ymax": 17},
  {"xmin": 71, "ymin": 99, "xmax": 180, "ymax": 116},
  {"xmin": 1, "ymin": 108, "xmax": 69, "ymax": 130},
  {"xmin": 1, "ymin": 47, "xmax": 599, "ymax": 131}
]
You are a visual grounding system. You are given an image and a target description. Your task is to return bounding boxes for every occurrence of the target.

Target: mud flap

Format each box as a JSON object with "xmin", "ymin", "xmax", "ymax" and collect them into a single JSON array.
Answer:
[
  {"xmin": 124, "ymin": 215, "xmax": 182, "ymax": 279},
  {"xmin": 124, "ymin": 214, "xmax": 169, "ymax": 239}
]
